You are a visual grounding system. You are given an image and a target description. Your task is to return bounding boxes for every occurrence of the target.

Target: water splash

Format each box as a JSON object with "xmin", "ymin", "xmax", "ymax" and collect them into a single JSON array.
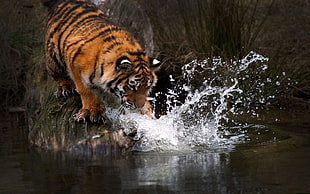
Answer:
[{"xmin": 110, "ymin": 51, "xmax": 270, "ymax": 152}]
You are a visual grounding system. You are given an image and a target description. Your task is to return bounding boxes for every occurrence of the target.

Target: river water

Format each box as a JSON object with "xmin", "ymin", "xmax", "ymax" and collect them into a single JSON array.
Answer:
[
  {"xmin": 1, "ymin": 52, "xmax": 310, "ymax": 193},
  {"xmin": 1, "ymin": 110, "xmax": 310, "ymax": 193}
]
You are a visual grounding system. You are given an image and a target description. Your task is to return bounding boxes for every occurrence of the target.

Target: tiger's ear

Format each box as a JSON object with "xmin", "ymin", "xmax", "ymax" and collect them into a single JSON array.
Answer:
[{"xmin": 150, "ymin": 58, "xmax": 161, "ymax": 71}]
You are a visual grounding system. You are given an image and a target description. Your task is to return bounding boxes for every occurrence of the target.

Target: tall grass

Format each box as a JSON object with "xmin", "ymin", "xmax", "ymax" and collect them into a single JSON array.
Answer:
[
  {"xmin": 247, "ymin": 0, "xmax": 310, "ymax": 107},
  {"xmin": 137, "ymin": 0, "xmax": 309, "ymax": 109},
  {"xmin": 139, "ymin": 0, "xmax": 270, "ymax": 64},
  {"xmin": 0, "ymin": 0, "xmax": 42, "ymax": 108},
  {"xmin": 2, "ymin": 0, "xmax": 309, "ymax": 112}
]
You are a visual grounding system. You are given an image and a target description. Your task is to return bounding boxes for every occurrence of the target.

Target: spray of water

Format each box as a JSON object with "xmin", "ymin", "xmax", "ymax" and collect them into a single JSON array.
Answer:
[{"xmin": 108, "ymin": 51, "xmax": 269, "ymax": 152}]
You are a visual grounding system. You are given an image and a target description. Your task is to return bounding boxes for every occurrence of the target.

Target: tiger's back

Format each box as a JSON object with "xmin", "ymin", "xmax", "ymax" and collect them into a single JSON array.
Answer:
[{"xmin": 45, "ymin": 0, "xmax": 161, "ymax": 123}]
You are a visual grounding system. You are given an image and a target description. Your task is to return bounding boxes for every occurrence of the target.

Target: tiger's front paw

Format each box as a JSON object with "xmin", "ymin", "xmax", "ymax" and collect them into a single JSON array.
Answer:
[{"xmin": 73, "ymin": 108, "xmax": 106, "ymax": 124}]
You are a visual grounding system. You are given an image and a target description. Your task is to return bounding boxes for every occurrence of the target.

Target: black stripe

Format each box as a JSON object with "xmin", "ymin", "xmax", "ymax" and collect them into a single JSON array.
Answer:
[
  {"xmin": 100, "ymin": 63, "xmax": 104, "ymax": 77},
  {"xmin": 89, "ymin": 54, "xmax": 98, "ymax": 84},
  {"xmin": 47, "ymin": 1, "xmax": 94, "ymax": 27},
  {"xmin": 47, "ymin": 5, "xmax": 72, "ymax": 27},
  {"xmin": 103, "ymin": 36, "xmax": 116, "ymax": 43},
  {"xmin": 57, "ymin": 9, "xmax": 103, "ymax": 59},
  {"xmin": 47, "ymin": 1, "xmax": 72, "ymax": 24},
  {"xmin": 123, "ymin": 84, "xmax": 133, "ymax": 92},
  {"xmin": 70, "ymin": 28, "xmax": 119, "ymax": 65},
  {"xmin": 47, "ymin": 4, "xmax": 82, "ymax": 41},
  {"xmin": 63, "ymin": 13, "xmax": 106, "ymax": 38},
  {"xmin": 49, "ymin": 2, "xmax": 80, "ymax": 27},
  {"xmin": 114, "ymin": 74, "xmax": 132, "ymax": 88},
  {"xmin": 109, "ymin": 88, "xmax": 115, "ymax": 94},
  {"xmin": 128, "ymin": 52, "xmax": 147, "ymax": 63},
  {"xmin": 133, "ymin": 58, "xmax": 147, "ymax": 63},
  {"xmin": 62, "ymin": 14, "xmax": 106, "ymax": 54},
  {"xmin": 128, "ymin": 51, "xmax": 146, "ymax": 56},
  {"xmin": 66, "ymin": 26, "xmax": 120, "ymax": 55},
  {"xmin": 59, "ymin": 8, "xmax": 101, "ymax": 40},
  {"xmin": 103, "ymin": 42, "xmax": 122, "ymax": 53},
  {"xmin": 107, "ymin": 74, "xmax": 131, "ymax": 89},
  {"xmin": 107, "ymin": 75, "xmax": 119, "ymax": 88},
  {"xmin": 135, "ymin": 64, "xmax": 148, "ymax": 72}
]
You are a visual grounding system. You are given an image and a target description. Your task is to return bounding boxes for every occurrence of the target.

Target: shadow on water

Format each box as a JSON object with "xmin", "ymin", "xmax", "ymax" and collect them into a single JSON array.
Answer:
[{"xmin": 1, "ymin": 110, "xmax": 310, "ymax": 193}]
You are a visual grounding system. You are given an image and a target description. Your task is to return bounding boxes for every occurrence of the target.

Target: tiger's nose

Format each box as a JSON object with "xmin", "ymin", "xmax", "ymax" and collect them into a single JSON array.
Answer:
[{"xmin": 134, "ymin": 95, "xmax": 146, "ymax": 108}]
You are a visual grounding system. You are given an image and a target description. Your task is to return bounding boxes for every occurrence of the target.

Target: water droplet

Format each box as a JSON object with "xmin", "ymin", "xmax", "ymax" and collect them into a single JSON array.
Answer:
[{"xmin": 112, "ymin": 52, "xmax": 270, "ymax": 151}]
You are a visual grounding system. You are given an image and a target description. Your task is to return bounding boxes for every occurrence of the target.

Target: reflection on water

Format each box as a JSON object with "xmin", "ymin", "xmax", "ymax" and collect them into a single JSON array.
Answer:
[
  {"xmin": 1, "ymin": 111, "xmax": 310, "ymax": 193},
  {"xmin": 124, "ymin": 152, "xmax": 231, "ymax": 192}
]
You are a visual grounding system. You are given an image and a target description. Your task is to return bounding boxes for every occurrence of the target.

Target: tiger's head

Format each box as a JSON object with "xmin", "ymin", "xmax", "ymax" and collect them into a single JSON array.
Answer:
[{"xmin": 106, "ymin": 52, "xmax": 161, "ymax": 111}]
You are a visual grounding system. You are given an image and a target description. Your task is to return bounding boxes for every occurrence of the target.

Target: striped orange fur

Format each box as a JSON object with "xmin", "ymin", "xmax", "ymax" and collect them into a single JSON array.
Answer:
[{"xmin": 45, "ymin": 0, "xmax": 161, "ymax": 123}]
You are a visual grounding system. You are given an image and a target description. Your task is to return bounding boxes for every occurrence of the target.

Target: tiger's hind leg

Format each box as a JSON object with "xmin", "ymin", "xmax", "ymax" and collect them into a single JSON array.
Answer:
[{"xmin": 46, "ymin": 55, "xmax": 76, "ymax": 98}]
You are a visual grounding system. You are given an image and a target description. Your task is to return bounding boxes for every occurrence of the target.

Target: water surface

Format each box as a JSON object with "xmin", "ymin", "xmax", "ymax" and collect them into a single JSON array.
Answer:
[
  {"xmin": 2, "ymin": 52, "xmax": 310, "ymax": 193},
  {"xmin": 1, "ymin": 110, "xmax": 310, "ymax": 193}
]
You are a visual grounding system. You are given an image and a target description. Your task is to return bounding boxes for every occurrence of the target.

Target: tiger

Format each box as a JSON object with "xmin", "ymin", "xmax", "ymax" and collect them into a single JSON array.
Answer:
[{"xmin": 45, "ymin": 0, "xmax": 161, "ymax": 123}]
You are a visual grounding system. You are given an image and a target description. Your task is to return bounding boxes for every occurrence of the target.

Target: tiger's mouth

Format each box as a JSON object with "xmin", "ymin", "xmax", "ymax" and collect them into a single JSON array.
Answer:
[
  {"xmin": 121, "ymin": 94, "xmax": 147, "ymax": 110},
  {"xmin": 119, "ymin": 98, "xmax": 153, "ymax": 118},
  {"xmin": 118, "ymin": 101, "xmax": 142, "ymax": 116}
]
